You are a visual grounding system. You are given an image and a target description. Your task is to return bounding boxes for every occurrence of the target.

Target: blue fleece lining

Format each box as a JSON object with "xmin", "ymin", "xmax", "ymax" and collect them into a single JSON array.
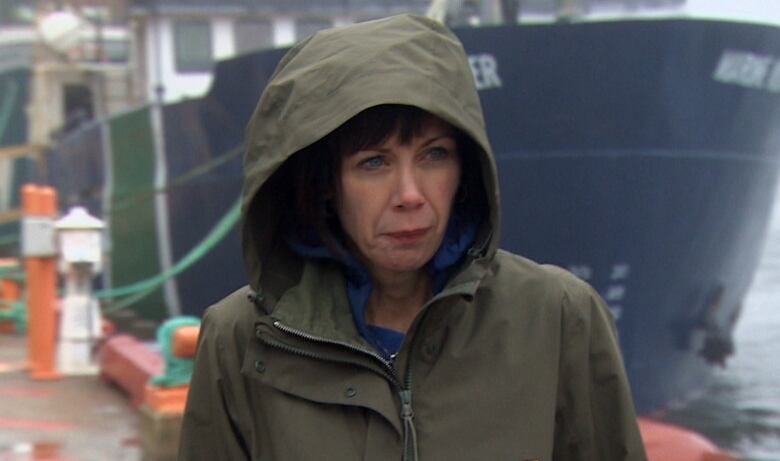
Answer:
[{"xmin": 286, "ymin": 214, "xmax": 476, "ymax": 360}]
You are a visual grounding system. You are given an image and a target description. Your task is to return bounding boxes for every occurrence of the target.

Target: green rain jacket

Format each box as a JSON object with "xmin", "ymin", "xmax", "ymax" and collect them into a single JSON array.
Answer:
[{"xmin": 179, "ymin": 14, "xmax": 648, "ymax": 461}]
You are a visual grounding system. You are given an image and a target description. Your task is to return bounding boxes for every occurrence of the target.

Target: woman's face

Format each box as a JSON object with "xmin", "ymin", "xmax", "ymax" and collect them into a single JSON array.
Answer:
[{"xmin": 336, "ymin": 115, "xmax": 461, "ymax": 277}]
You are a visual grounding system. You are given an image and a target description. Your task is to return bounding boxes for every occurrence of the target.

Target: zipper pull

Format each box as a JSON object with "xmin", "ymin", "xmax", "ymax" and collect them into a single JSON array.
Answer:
[{"xmin": 400, "ymin": 389, "xmax": 419, "ymax": 461}]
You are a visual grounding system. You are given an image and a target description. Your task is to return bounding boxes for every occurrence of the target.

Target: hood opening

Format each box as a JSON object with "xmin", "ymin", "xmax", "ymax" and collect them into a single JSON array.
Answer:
[
  {"xmin": 243, "ymin": 107, "xmax": 491, "ymax": 302},
  {"xmin": 240, "ymin": 15, "xmax": 502, "ymax": 299}
]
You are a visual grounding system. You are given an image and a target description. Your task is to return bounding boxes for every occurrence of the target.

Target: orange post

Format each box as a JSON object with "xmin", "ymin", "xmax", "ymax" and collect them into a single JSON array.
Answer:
[
  {"xmin": 22, "ymin": 185, "xmax": 40, "ymax": 371},
  {"xmin": 36, "ymin": 187, "xmax": 59, "ymax": 380},
  {"xmin": 23, "ymin": 184, "xmax": 61, "ymax": 380}
]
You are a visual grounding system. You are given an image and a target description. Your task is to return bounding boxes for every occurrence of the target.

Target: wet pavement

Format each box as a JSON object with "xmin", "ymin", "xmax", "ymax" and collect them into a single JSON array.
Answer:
[{"xmin": 0, "ymin": 333, "xmax": 141, "ymax": 461}]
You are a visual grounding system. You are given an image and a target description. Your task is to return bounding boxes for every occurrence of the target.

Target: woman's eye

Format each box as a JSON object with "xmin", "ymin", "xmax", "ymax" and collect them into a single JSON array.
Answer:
[
  {"xmin": 359, "ymin": 156, "xmax": 385, "ymax": 169},
  {"xmin": 425, "ymin": 147, "xmax": 450, "ymax": 160}
]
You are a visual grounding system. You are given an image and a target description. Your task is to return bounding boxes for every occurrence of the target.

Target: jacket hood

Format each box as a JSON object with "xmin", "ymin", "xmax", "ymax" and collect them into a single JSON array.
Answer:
[{"xmin": 241, "ymin": 14, "xmax": 501, "ymax": 296}]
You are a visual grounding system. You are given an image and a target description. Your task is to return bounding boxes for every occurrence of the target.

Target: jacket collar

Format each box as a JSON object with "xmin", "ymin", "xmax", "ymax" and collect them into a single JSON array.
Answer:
[
  {"xmin": 263, "ymin": 242, "xmax": 490, "ymax": 350},
  {"xmin": 283, "ymin": 217, "xmax": 478, "ymax": 358}
]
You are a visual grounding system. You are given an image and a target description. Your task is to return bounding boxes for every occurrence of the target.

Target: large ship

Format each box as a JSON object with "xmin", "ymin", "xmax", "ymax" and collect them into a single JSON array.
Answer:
[{"xmin": 3, "ymin": 1, "xmax": 780, "ymax": 415}]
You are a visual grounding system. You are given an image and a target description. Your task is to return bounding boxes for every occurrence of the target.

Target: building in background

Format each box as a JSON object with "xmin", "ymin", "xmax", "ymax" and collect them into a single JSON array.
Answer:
[
  {"xmin": 129, "ymin": 0, "xmax": 431, "ymax": 102},
  {"xmin": 0, "ymin": 0, "xmax": 138, "ymax": 247},
  {"xmin": 1, "ymin": 0, "xmax": 137, "ymax": 144}
]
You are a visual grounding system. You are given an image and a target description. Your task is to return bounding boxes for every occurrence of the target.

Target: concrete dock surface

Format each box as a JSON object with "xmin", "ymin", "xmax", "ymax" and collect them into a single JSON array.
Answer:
[{"xmin": 0, "ymin": 333, "xmax": 142, "ymax": 461}]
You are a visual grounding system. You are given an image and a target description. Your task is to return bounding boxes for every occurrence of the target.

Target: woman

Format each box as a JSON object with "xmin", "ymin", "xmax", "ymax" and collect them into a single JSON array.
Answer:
[{"xmin": 179, "ymin": 14, "xmax": 647, "ymax": 461}]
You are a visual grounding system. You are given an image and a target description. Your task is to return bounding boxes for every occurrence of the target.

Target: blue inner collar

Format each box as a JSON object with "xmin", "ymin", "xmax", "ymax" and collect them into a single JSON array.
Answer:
[{"xmin": 286, "ymin": 214, "xmax": 476, "ymax": 360}]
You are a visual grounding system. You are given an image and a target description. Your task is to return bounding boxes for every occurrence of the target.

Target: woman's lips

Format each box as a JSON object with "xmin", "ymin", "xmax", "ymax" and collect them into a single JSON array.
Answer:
[{"xmin": 385, "ymin": 228, "xmax": 430, "ymax": 244}]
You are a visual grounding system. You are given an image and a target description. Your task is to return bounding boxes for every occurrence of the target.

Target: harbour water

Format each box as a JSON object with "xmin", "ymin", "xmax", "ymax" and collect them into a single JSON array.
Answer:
[{"xmin": 662, "ymin": 186, "xmax": 780, "ymax": 461}]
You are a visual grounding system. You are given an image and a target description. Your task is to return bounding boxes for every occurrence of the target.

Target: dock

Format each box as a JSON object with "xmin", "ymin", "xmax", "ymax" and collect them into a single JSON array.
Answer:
[{"xmin": 0, "ymin": 333, "xmax": 141, "ymax": 461}]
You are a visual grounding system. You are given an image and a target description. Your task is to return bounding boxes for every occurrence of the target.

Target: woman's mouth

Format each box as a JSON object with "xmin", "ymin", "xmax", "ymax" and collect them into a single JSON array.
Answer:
[{"xmin": 385, "ymin": 228, "xmax": 430, "ymax": 244}]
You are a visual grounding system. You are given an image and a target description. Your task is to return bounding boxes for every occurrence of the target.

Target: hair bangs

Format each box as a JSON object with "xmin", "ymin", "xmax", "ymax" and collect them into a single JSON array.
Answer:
[{"xmin": 327, "ymin": 105, "xmax": 431, "ymax": 157}]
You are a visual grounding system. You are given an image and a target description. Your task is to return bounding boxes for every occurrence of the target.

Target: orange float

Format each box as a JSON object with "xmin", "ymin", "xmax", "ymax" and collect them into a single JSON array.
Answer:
[
  {"xmin": 171, "ymin": 325, "xmax": 200, "ymax": 359},
  {"xmin": 639, "ymin": 417, "xmax": 737, "ymax": 461}
]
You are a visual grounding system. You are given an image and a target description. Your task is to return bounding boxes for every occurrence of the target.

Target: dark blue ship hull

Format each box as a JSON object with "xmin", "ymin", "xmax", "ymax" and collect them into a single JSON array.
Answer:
[
  {"xmin": 48, "ymin": 19, "xmax": 780, "ymax": 413},
  {"xmin": 458, "ymin": 20, "xmax": 780, "ymax": 413}
]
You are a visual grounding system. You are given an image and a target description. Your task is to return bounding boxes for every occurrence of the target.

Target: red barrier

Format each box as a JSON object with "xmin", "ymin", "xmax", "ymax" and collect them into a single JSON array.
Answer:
[{"xmin": 99, "ymin": 334, "xmax": 164, "ymax": 406}]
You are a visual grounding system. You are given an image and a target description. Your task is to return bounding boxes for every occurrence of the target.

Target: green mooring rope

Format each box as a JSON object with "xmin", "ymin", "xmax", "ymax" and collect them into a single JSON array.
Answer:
[
  {"xmin": 0, "ymin": 264, "xmax": 21, "ymax": 278},
  {"xmin": 0, "ymin": 150, "xmax": 242, "ymax": 316},
  {"xmin": 150, "ymin": 316, "xmax": 201, "ymax": 387},
  {"xmin": 0, "ymin": 263, "xmax": 26, "ymax": 331},
  {"xmin": 98, "ymin": 196, "xmax": 241, "ymax": 314},
  {"xmin": 0, "ymin": 300, "xmax": 27, "ymax": 332}
]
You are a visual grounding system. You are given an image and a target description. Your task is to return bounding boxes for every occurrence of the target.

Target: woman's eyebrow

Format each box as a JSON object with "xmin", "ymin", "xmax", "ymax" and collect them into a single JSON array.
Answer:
[
  {"xmin": 349, "ymin": 146, "xmax": 391, "ymax": 155},
  {"xmin": 420, "ymin": 134, "xmax": 456, "ymax": 147}
]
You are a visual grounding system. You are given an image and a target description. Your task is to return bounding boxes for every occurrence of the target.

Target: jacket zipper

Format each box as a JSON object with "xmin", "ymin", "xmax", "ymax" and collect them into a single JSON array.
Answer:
[
  {"xmin": 399, "ymin": 388, "xmax": 418, "ymax": 461},
  {"xmin": 265, "ymin": 320, "xmax": 399, "ymax": 384},
  {"xmin": 263, "ymin": 320, "xmax": 419, "ymax": 461}
]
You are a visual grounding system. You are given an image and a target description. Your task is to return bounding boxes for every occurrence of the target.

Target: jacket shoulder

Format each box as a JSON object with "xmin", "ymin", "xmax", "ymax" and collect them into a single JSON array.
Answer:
[
  {"xmin": 489, "ymin": 250, "xmax": 598, "ymax": 304},
  {"xmin": 487, "ymin": 253, "xmax": 642, "ymax": 459},
  {"xmin": 205, "ymin": 285, "xmax": 258, "ymax": 320},
  {"xmin": 491, "ymin": 249, "xmax": 586, "ymax": 283},
  {"xmin": 199, "ymin": 285, "xmax": 262, "ymax": 351}
]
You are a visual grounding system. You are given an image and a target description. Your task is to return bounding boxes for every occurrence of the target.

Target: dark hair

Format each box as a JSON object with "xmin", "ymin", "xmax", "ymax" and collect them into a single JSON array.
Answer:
[{"xmin": 280, "ymin": 104, "xmax": 486, "ymax": 254}]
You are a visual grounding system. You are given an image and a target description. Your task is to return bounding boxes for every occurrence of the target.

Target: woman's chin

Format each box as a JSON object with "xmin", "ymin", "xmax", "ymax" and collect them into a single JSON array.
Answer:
[{"xmin": 372, "ymin": 254, "xmax": 431, "ymax": 276}]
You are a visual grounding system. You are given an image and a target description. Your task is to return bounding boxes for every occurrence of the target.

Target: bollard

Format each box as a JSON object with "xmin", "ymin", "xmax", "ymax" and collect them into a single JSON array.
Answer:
[
  {"xmin": 55, "ymin": 206, "xmax": 105, "ymax": 375},
  {"xmin": 22, "ymin": 184, "xmax": 60, "ymax": 380}
]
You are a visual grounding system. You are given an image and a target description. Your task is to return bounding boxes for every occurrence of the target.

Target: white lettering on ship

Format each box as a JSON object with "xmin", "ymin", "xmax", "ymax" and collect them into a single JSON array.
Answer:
[
  {"xmin": 468, "ymin": 54, "xmax": 503, "ymax": 90},
  {"xmin": 566, "ymin": 262, "xmax": 631, "ymax": 321},
  {"xmin": 713, "ymin": 50, "xmax": 780, "ymax": 92}
]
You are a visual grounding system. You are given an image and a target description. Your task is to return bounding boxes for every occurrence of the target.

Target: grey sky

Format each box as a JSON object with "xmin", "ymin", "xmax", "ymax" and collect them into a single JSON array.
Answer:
[{"xmin": 686, "ymin": 0, "xmax": 780, "ymax": 24}]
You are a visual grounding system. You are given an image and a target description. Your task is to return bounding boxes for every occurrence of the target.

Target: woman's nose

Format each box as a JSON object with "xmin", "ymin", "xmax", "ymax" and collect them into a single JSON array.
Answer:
[{"xmin": 394, "ymin": 167, "xmax": 425, "ymax": 208}]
